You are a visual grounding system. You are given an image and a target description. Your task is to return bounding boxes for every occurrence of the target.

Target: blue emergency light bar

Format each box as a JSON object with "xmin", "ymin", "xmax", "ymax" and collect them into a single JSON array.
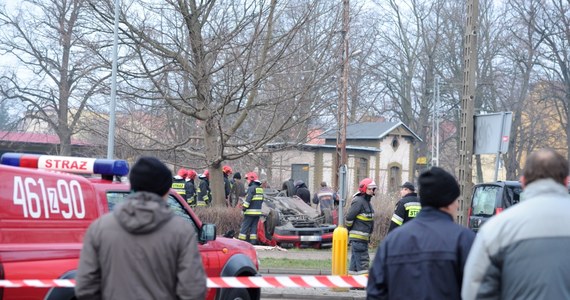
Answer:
[{"xmin": 0, "ymin": 153, "xmax": 129, "ymax": 176}]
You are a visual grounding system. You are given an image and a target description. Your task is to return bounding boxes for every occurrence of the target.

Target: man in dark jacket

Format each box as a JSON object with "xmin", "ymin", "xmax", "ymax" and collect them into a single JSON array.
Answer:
[
  {"xmin": 294, "ymin": 180, "xmax": 311, "ymax": 206},
  {"xmin": 367, "ymin": 167, "xmax": 475, "ymax": 300},
  {"xmin": 230, "ymin": 172, "xmax": 246, "ymax": 207},
  {"xmin": 75, "ymin": 157, "xmax": 206, "ymax": 300},
  {"xmin": 388, "ymin": 181, "xmax": 421, "ymax": 232},
  {"xmin": 346, "ymin": 178, "xmax": 376, "ymax": 275}
]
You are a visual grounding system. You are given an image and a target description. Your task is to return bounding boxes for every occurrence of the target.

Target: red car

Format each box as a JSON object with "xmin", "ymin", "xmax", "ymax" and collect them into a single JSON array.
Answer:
[{"xmin": 0, "ymin": 153, "xmax": 260, "ymax": 300}]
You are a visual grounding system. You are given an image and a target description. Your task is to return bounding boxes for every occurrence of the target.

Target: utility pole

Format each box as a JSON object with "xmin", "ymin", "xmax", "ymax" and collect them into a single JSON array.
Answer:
[
  {"xmin": 335, "ymin": 0, "xmax": 349, "ymax": 190},
  {"xmin": 458, "ymin": 0, "xmax": 479, "ymax": 225}
]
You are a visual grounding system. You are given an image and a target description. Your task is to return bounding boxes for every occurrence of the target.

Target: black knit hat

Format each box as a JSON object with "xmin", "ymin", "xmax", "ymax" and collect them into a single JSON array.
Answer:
[
  {"xmin": 129, "ymin": 157, "xmax": 172, "ymax": 196},
  {"xmin": 418, "ymin": 167, "xmax": 460, "ymax": 208},
  {"xmin": 401, "ymin": 181, "xmax": 415, "ymax": 191},
  {"xmin": 233, "ymin": 172, "xmax": 242, "ymax": 180}
]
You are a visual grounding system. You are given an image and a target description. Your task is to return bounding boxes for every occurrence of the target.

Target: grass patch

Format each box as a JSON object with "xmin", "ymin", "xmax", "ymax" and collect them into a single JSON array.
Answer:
[{"xmin": 260, "ymin": 258, "xmax": 332, "ymax": 269}]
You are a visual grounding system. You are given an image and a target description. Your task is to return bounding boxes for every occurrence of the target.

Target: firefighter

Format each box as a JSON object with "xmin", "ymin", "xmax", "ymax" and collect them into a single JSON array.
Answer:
[
  {"xmin": 185, "ymin": 169, "xmax": 197, "ymax": 206},
  {"xmin": 196, "ymin": 170, "xmax": 211, "ymax": 207},
  {"xmin": 239, "ymin": 172, "xmax": 264, "ymax": 245},
  {"xmin": 346, "ymin": 178, "xmax": 376, "ymax": 275},
  {"xmin": 172, "ymin": 168, "xmax": 188, "ymax": 201},
  {"xmin": 223, "ymin": 165, "xmax": 233, "ymax": 207}
]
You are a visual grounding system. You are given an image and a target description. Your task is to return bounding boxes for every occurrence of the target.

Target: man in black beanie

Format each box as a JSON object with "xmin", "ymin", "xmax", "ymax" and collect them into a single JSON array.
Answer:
[
  {"xmin": 76, "ymin": 157, "xmax": 206, "ymax": 300},
  {"xmin": 367, "ymin": 167, "xmax": 475, "ymax": 300}
]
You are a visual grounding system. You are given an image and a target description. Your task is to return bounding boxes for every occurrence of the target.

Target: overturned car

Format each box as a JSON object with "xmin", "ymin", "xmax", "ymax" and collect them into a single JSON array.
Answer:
[{"xmin": 256, "ymin": 189, "xmax": 337, "ymax": 248}]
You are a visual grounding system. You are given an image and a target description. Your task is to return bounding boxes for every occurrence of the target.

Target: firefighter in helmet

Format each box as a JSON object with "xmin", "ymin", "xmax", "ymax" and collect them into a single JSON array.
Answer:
[
  {"xmin": 223, "ymin": 165, "xmax": 233, "ymax": 206},
  {"xmin": 238, "ymin": 172, "xmax": 264, "ymax": 244},
  {"xmin": 172, "ymin": 168, "xmax": 188, "ymax": 201},
  {"xmin": 196, "ymin": 170, "xmax": 211, "ymax": 207},
  {"xmin": 185, "ymin": 169, "xmax": 197, "ymax": 206},
  {"xmin": 346, "ymin": 178, "xmax": 377, "ymax": 275}
]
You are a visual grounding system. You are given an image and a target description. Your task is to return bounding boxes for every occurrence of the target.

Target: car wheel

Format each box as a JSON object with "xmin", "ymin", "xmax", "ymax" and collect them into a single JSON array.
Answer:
[
  {"xmin": 264, "ymin": 209, "xmax": 279, "ymax": 239},
  {"xmin": 223, "ymin": 288, "xmax": 251, "ymax": 300}
]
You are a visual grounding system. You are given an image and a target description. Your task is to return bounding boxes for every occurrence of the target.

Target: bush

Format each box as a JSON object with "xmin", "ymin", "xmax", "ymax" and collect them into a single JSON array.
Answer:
[
  {"xmin": 370, "ymin": 192, "xmax": 399, "ymax": 247},
  {"xmin": 193, "ymin": 206, "xmax": 243, "ymax": 238}
]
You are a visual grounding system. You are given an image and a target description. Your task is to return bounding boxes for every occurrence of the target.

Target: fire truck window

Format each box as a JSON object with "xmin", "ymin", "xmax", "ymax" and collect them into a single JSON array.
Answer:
[
  {"xmin": 106, "ymin": 192, "xmax": 198, "ymax": 232},
  {"xmin": 166, "ymin": 195, "xmax": 198, "ymax": 231}
]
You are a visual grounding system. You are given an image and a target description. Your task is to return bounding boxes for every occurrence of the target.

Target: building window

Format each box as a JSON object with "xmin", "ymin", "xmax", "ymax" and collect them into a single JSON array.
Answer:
[
  {"xmin": 388, "ymin": 165, "xmax": 401, "ymax": 193},
  {"xmin": 391, "ymin": 137, "xmax": 400, "ymax": 150},
  {"xmin": 357, "ymin": 157, "xmax": 368, "ymax": 182}
]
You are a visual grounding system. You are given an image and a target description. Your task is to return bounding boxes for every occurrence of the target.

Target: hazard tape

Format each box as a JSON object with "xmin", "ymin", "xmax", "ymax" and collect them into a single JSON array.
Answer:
[{"xmin": 0, "ymin": 275, "xmax": 368, "ymax": 289}]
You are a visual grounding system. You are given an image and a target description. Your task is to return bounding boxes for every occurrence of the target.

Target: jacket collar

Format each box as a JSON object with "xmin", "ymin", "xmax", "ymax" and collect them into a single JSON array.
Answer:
[
  {"xmin": 522, "ymin": 178, "xmax": 569, "ymax": 200},
  {"xmin": 416, "ymin": 206, "xmax": 454, "ymax": 221}
]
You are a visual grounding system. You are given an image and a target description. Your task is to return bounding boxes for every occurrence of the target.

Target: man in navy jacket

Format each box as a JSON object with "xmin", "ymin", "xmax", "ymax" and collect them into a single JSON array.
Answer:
[{"xmin": 366, "ymin": 167, "xmax": 475, "ymax": 300}]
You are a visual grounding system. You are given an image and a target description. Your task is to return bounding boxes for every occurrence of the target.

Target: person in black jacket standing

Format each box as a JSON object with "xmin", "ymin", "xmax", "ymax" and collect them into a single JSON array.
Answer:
[
  {"xmin": 294, "ymin": 180, "xmax": 311, "ymax": 206},
  {"xmin": 388, "ymin": 181, "xmax": 421, "ymax": 232},
  {"xmin": 366, "ymin": 167, "xmax": 475, "ymax": 300}
]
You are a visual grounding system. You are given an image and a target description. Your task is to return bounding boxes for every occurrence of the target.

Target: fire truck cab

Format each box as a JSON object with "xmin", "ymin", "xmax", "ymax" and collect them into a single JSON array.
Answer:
[{"xmin": 0, "ymin": 153, "xmax": 259, "ymax": 300}]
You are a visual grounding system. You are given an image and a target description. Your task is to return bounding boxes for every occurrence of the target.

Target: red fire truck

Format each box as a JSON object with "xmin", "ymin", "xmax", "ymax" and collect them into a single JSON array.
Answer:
[{"xmin": 0, "ymin": 153, "xmax": 260, "ymax": 300}]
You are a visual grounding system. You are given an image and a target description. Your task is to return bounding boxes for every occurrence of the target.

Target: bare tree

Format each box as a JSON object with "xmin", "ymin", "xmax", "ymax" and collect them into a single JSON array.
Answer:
[
  {"xmin": 88, "ymin": 0, "xmax": 339, "ymax": 206},
  {"xmin": 0, "ymin": 0, "xmax": 110, "ymax": 155}
]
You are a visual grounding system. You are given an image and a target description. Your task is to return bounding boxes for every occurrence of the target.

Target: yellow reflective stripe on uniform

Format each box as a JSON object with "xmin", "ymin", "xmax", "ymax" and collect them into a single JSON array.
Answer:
[
  {"xmin": 405, "ymin": 205, "xmax": 421, "ymax": 211},
  {"xmin": 252, "ymin": 196, "xmax": 263, "ymax": 201},
  {"xmin": 172, "ymin": 183, "xmax": 185, "ymax": 189},
  {"xmin": 238, "ymin": 234, "xmax": 247, "ymax": 240},
  {"xmin": 197, "ymin": 202, "xmax": 207, "ymax": 206},
  {"xmin": 255, "ymin": 188, "xmax": 264, "ymax": 194},
  {"xmin": 250, "ymin": 234, "xmax": 257, "ymax": 239},
  {"xmin": 391, "ymin": 214, "xmax": 403, "ymax": 226},
  {"xmin": 346, "ymin": 220, "xmax": 354, "ymax": 227},
  {"xmin": 244, "ymin": 210, "xmax": 262, "ymax": 215},
  {"xmin": 349, "ymin": 233, "xmax": 370, "ymax": 240},
  {"xmin": 356, "ymin": 214, "xmax": 373, "ymax": 221}
]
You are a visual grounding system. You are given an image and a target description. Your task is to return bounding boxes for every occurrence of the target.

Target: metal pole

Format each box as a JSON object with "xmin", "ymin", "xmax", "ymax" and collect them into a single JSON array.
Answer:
[
  {"xmin": 494, "ymin": 112, "xmax": 506, "ymax": 181},
  {"xmin": 107, "ymin": 0, "xmax": 120, "ymax": 159},
  {"xmin": 435, "ymin": 76, "xmax": 440, "ymax": 167}
]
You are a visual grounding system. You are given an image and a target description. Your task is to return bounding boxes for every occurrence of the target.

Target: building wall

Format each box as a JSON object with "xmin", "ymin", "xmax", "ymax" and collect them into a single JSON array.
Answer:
[
  {"xmin": 269, "ymin": 149, "xmax": 316, "ymax": 190},
  {"xmin": 378, "ymin": 135, "xmax": 414, "ymax": 194}
]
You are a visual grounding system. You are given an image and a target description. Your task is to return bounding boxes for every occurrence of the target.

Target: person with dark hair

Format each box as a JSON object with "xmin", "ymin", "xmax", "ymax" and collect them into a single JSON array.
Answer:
[
  {"xmin": 462, "ymin": 148, "xmax": 570, "ymax": 300},
  {"xmin": 294, "ymin": 180, "xmax": 311, "ymax": 205},
  {"xmin": 75, "ymin": 157, "xmax": 206, "ymax": 299},
  {"xmin": 282, "ymin": 178, "xmax": 296, "ymax": 197},
  {"xmin": 230, "ymin": 172, "xmax": 246, "ymax": 207},
  {"xmin": 367, "ymin": 167, "xmax": 475, "ymax": 299},
  {"xmin": 388, "ymin": 181, "xmax": 421, "ymax": 232}
]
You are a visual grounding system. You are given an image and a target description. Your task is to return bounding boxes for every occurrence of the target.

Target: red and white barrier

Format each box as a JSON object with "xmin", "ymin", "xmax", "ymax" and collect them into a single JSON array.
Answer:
[{"xmin": 0, "ymin": 275, "xmax": 368, "ymax": 289}]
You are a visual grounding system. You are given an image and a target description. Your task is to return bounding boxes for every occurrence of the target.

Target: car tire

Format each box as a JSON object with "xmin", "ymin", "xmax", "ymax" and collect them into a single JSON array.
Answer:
[
  {"xmin": 223, "ymin": 288, "xmax": 251, "ymax": 300},
  {"xmin": 264, "ymin": 209, "xmax": 279, "ymax": 239}
]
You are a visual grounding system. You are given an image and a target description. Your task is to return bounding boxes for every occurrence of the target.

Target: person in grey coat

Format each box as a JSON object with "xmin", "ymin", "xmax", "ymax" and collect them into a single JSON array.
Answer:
[
  {"xmin": 462, "ymin": 148, "xmax": 570, "ymax": 300},
  {"xmin": 75, "ymin": 157, "xmax": 206, "ymax": 300}
]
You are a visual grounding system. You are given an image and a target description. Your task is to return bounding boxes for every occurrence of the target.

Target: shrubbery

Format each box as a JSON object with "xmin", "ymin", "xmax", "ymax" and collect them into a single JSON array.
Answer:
[{"xmin": 193, "ymin": 206, "xmax": 243, "ymax": 238}]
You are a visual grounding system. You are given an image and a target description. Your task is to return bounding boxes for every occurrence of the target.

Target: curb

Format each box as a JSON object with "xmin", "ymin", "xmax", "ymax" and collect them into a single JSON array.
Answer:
[{"xmin": 258, "ymin": 268, "xmax": 331, "ymax": 275}]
